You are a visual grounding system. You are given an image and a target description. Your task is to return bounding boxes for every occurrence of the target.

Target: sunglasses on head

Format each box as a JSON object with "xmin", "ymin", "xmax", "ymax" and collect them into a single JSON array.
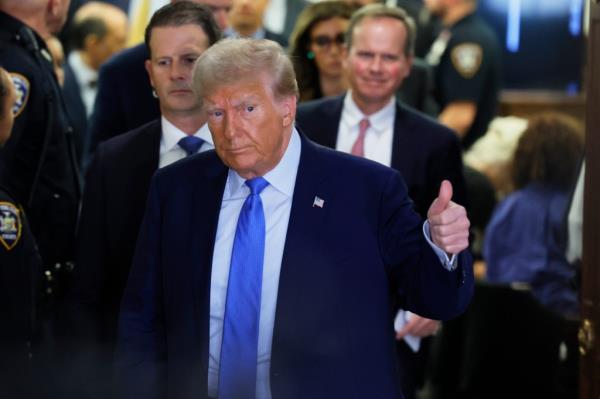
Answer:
[{"xmin": 311, "ymin": 33, "xmax": 346, "ymax": 48}]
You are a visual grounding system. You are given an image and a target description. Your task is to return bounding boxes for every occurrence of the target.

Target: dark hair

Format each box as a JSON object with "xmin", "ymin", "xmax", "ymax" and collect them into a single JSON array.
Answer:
[
  {"xmin": 70, "ymin": 17, "xmax": 107, "ymax": 50},
  {"xmin": 144, "ymin": 1, "xmax": 222, "ymax": 58},
  {"xmin": 511, "ymin": 113, "xmax": 584, "ymax": 190},
  {"xmin": 289, "ymin": 1, "xmax": 359, "ymax": 102},
  {"xmin": 346, "ymin": 3, "xmax": 416, "ymax": 58}
]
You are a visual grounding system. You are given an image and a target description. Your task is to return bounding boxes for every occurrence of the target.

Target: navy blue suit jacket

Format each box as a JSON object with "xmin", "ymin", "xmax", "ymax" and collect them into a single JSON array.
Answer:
[
  {"xmin": 87, "ymin": 44, "xmax": 160, "ymax": 159},
  {"xmin": 116, "ymin": 133, "xmax": 473, "ymax": 399},
  {"xmin": 295, "ymin": 95, "xmax": 467, "ymax": 219}
]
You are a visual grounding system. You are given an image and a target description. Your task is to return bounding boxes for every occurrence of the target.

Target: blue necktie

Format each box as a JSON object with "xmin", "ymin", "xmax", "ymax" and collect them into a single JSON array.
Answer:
[
  {"xmin": 219, "ymin": 177, "xmax": 269, "ymax": 399},
  {"xmin": 178, "ymin": 136, "xmax": 204, "ymax": 156}
]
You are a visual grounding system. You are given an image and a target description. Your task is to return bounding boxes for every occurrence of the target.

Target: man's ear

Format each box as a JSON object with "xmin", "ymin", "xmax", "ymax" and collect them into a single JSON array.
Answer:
[
  {"xmin": 402, "ymin": 55, "xmax": 414, "ymax": 80},
  {"xmin": 279, "ymin": 95, "xmax": 297, "ymax": 128},
  {"xmin": 144, "ymin": 59, "xmax": 154, "ymax": 88}
]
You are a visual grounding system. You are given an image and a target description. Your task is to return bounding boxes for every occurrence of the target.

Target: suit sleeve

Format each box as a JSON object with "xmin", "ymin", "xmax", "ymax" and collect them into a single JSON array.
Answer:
[
  {"xmin": 379, "ymin": 171, "xmax": 473, "ymax": 320},
  {"xmin": 114, "ymin": 178, "xmax": 166, "ymax": 399}
]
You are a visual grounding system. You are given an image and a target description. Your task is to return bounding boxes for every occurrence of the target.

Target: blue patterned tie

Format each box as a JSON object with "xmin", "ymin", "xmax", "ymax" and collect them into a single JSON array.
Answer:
[
  {"xmin": 218, "ymin": 177, "xmax": 269, "ymax": 399},
  {"xmin": 178, "ymin": 136, "xmax": 204, "ymax": 156}
]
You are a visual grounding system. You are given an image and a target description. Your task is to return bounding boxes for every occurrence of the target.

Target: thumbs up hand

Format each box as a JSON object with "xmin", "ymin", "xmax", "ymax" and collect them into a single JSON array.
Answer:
[{"xmin": 427, "ymin": 180, "xmax": 470, "ymax": 255}]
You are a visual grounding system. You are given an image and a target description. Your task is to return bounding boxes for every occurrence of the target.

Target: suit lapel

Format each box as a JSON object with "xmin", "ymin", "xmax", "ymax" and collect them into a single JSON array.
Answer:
[
  {"xmin": 270, "ymin": 137, "xmax": 336, "ymax": 376},
  {"xmin": 189, "ymin": 156, "xmax": 228, "ymax": 376}
]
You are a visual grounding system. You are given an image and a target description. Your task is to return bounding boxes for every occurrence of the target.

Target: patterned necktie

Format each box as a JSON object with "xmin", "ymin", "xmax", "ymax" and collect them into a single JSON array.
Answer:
[
  {"xmin": 351, "ymin": 118, "xmax": 370, "ymax": 157},
  {"xmin": 218, "ymin": 177, "xmax": 269, "ymax": 399},
  {"xmin": 178, "ymin": 136, "xmax": 204, "ymax": 156}
]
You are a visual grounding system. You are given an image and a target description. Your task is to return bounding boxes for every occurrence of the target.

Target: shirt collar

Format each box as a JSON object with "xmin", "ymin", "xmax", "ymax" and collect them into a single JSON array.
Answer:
[
  {"xmin": 343, "ymin": 91, "xmax": 396, "ymax": 134},
  {"xmin": 68, "ymin": 51, "xmax": 98, "ymax": 87},
  {"xmin": 161, "ymin": 115, "xmax": 213, "ymax": 152},
  {"xmin": 224, "ymin": 27, "xmax": 266, "ymax": 40},
  {"xmin": 225, "ymin": 127, "xmax": 301, "ymax": 200}
]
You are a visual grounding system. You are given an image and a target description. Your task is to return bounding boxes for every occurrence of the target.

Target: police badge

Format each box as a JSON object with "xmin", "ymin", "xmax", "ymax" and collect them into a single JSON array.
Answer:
[
  {"xmin": 9, "ymin": 72, "xmax": 30, "ymax": 117},
  {"xmin": 451, "ymin": 43, "xmax": 483, "ymax": 79},
  {"xmin": 0, "ymin": 202, "xmax": 22, "ymax": 251}
]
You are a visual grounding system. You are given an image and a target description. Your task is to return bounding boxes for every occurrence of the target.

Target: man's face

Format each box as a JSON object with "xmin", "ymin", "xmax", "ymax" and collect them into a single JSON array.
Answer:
[
  {"xmin": 344, "ymin": 16, "xmax": 412, "ymax": 114},
  {"xmin": 89, "ymin": 15, "xmax": 128, "ymax": 70},
  {"xmin": 203, "ymin": 78, "xmax": 296, "ymax": 179},
  {"xmin": 200, "ymin": 0, "xmax": 232, "ymax": 31},
  {"xmin": 145, "ymin": 24, "xmax": 209, "ymax": 118},
  {"xmin": 229, "ymin": 0, "xmax": 269, "ymax": 33}
]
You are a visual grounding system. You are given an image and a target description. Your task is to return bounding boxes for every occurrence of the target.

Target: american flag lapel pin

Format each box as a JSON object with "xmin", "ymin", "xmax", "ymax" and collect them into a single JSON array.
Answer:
[{"xmin": 313, "ymin": 196, "xmax": 324, "ymax": 208}]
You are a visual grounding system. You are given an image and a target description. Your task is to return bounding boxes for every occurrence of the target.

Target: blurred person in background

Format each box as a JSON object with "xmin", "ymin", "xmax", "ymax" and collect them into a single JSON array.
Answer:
[
  {"xmin": 226, "ymin": 0, "xmax": 288, "ymax": 46},
  {"xmin": 424, "ymin": 0, "xmax": 501, "ymax": 149},
  {"xmin": 484, "ymin": 112, "xmax": 584, "ymax": 319},
  {"xmin": 289, "ymin": 0, "xmax": 359, "ymax": 102},
  {"xmin": 64, "ymin": 1, "xmax": 128, "ymax": 166}
]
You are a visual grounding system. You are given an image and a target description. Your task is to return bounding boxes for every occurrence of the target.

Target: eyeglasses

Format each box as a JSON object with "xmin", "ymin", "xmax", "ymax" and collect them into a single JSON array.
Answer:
[{"xmin": 311, "ymin": 33, "xmax": 345, "ymax": 49}]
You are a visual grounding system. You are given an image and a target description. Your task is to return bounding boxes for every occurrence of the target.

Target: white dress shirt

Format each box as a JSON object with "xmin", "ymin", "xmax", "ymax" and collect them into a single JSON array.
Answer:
[
  {"xmin": 208, "ymin": 129, "xmax": 301, "ymax": 399},
  {"xmin": 158, "ymin": 116, "xmax": 214, "ymax": 168},
  {"xmin": 67, "ymin": 51, "xmax": 98, "ymax": 117},
  {"xmin": 337, "ymin": 92, "xmax": 396, "ymax": 167}
]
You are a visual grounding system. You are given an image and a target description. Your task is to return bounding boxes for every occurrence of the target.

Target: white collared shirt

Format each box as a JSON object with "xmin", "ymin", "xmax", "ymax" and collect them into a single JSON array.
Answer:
[
  {"xmin": 158, "ymin": 116, "xmax": 214, "ymax": 168},
  {"xmin": 208, "ymin": 129, "xmax": 301, "ymax": 399},
  {"xmin": 67, "ymin": 51, "xmax": 98, "ymax": 117},
  {"xmin": 337, "ymin": 91, "xmax": 396, "ymax": 167}
]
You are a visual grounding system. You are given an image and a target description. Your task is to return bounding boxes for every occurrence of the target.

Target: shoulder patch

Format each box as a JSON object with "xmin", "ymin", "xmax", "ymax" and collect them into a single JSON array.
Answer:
[
  {"xmin": 9, "ymin": 73, "xmax": 30, "ymax": 117},
  {"xmin": 451, "ymin": 43, "xmax": 482, "ymax": 79},
  {"xmin": 0, "ymin": 201, "xmax": 22, "ymax": 251}
]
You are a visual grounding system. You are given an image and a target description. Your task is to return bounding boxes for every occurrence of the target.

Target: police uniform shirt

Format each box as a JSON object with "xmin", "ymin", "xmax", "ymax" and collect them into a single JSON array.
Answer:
[
  {"xmin": 430, "ymin": 12, "xmax": 501, "ymax": 149},
  {"xmin": 0, "ymin": 11, "xmax": 80, "ymax": 266},
  {"xmin": 0, "ymin": 187, "xmax": 41, "ymax": 392}
]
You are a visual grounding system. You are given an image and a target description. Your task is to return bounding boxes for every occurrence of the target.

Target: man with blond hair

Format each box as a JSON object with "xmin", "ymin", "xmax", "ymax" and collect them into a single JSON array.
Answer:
[{"xmin": 117, "ymin": 38, "xmax": 473, "ymax": 399}]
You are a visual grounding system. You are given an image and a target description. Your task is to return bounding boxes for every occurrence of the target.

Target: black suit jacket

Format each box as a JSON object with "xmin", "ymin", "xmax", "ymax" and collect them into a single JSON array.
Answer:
[
  {"xmin": 72, "ymin": 119, "xmax": 161, "ymax": 341},
  {"xmin": 86, "ymin": 44, "xmax": 160, "ymax": 160},
  {"xmin": 295, "ymin": 95, "xmax": 467, "ymax": 219}
]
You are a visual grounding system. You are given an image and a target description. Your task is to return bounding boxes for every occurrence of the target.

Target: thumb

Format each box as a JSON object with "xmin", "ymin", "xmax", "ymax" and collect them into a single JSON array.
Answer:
[{"xmin": 428, "ymin": 180, "xmax": 453, "ymax": 217}]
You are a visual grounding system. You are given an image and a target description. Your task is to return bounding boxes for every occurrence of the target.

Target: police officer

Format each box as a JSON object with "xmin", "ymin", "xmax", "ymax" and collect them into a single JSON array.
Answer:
[
  {"xmin": 0, "ymin": 66, "xmax": 44, "ymax": 398},
  {"xmin": 424, "ymin": 0, "xmax": 501, "ymax": 149},
  {"xmin": 0, "ymin": 0, "xmax": 80, "ymax": 297}
]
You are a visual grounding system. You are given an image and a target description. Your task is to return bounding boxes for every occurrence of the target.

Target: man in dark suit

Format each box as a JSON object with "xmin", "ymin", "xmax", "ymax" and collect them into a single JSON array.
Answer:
[
  {"xmin": 295, "ymin": 5, "xmax": 466, "ymax": 398},
  {"xmin": 62, "ymin": 1, "xmax": 128, "ymax": 165},
  {"xmin": 86, "ymin": 0, "xmax": 232, "ymax": 163},
  {"xmin": 68, "ymin": 3, "xmax": 220, "ymax": 397},
  {"xmin": 116, "ymin": 37, "xmax": 473, "ymax": 399}
]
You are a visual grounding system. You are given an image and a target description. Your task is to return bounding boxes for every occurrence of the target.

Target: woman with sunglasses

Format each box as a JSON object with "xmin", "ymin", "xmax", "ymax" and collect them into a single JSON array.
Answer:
[{"xmin": 289, "ymin": 1, "xmax": 360, "ymax": 102}]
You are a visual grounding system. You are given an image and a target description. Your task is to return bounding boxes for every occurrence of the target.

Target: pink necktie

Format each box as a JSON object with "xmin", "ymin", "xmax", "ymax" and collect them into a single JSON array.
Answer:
[{"xmin": 351, "ymin": 118, "xmax": 370, "ymax": 157}]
